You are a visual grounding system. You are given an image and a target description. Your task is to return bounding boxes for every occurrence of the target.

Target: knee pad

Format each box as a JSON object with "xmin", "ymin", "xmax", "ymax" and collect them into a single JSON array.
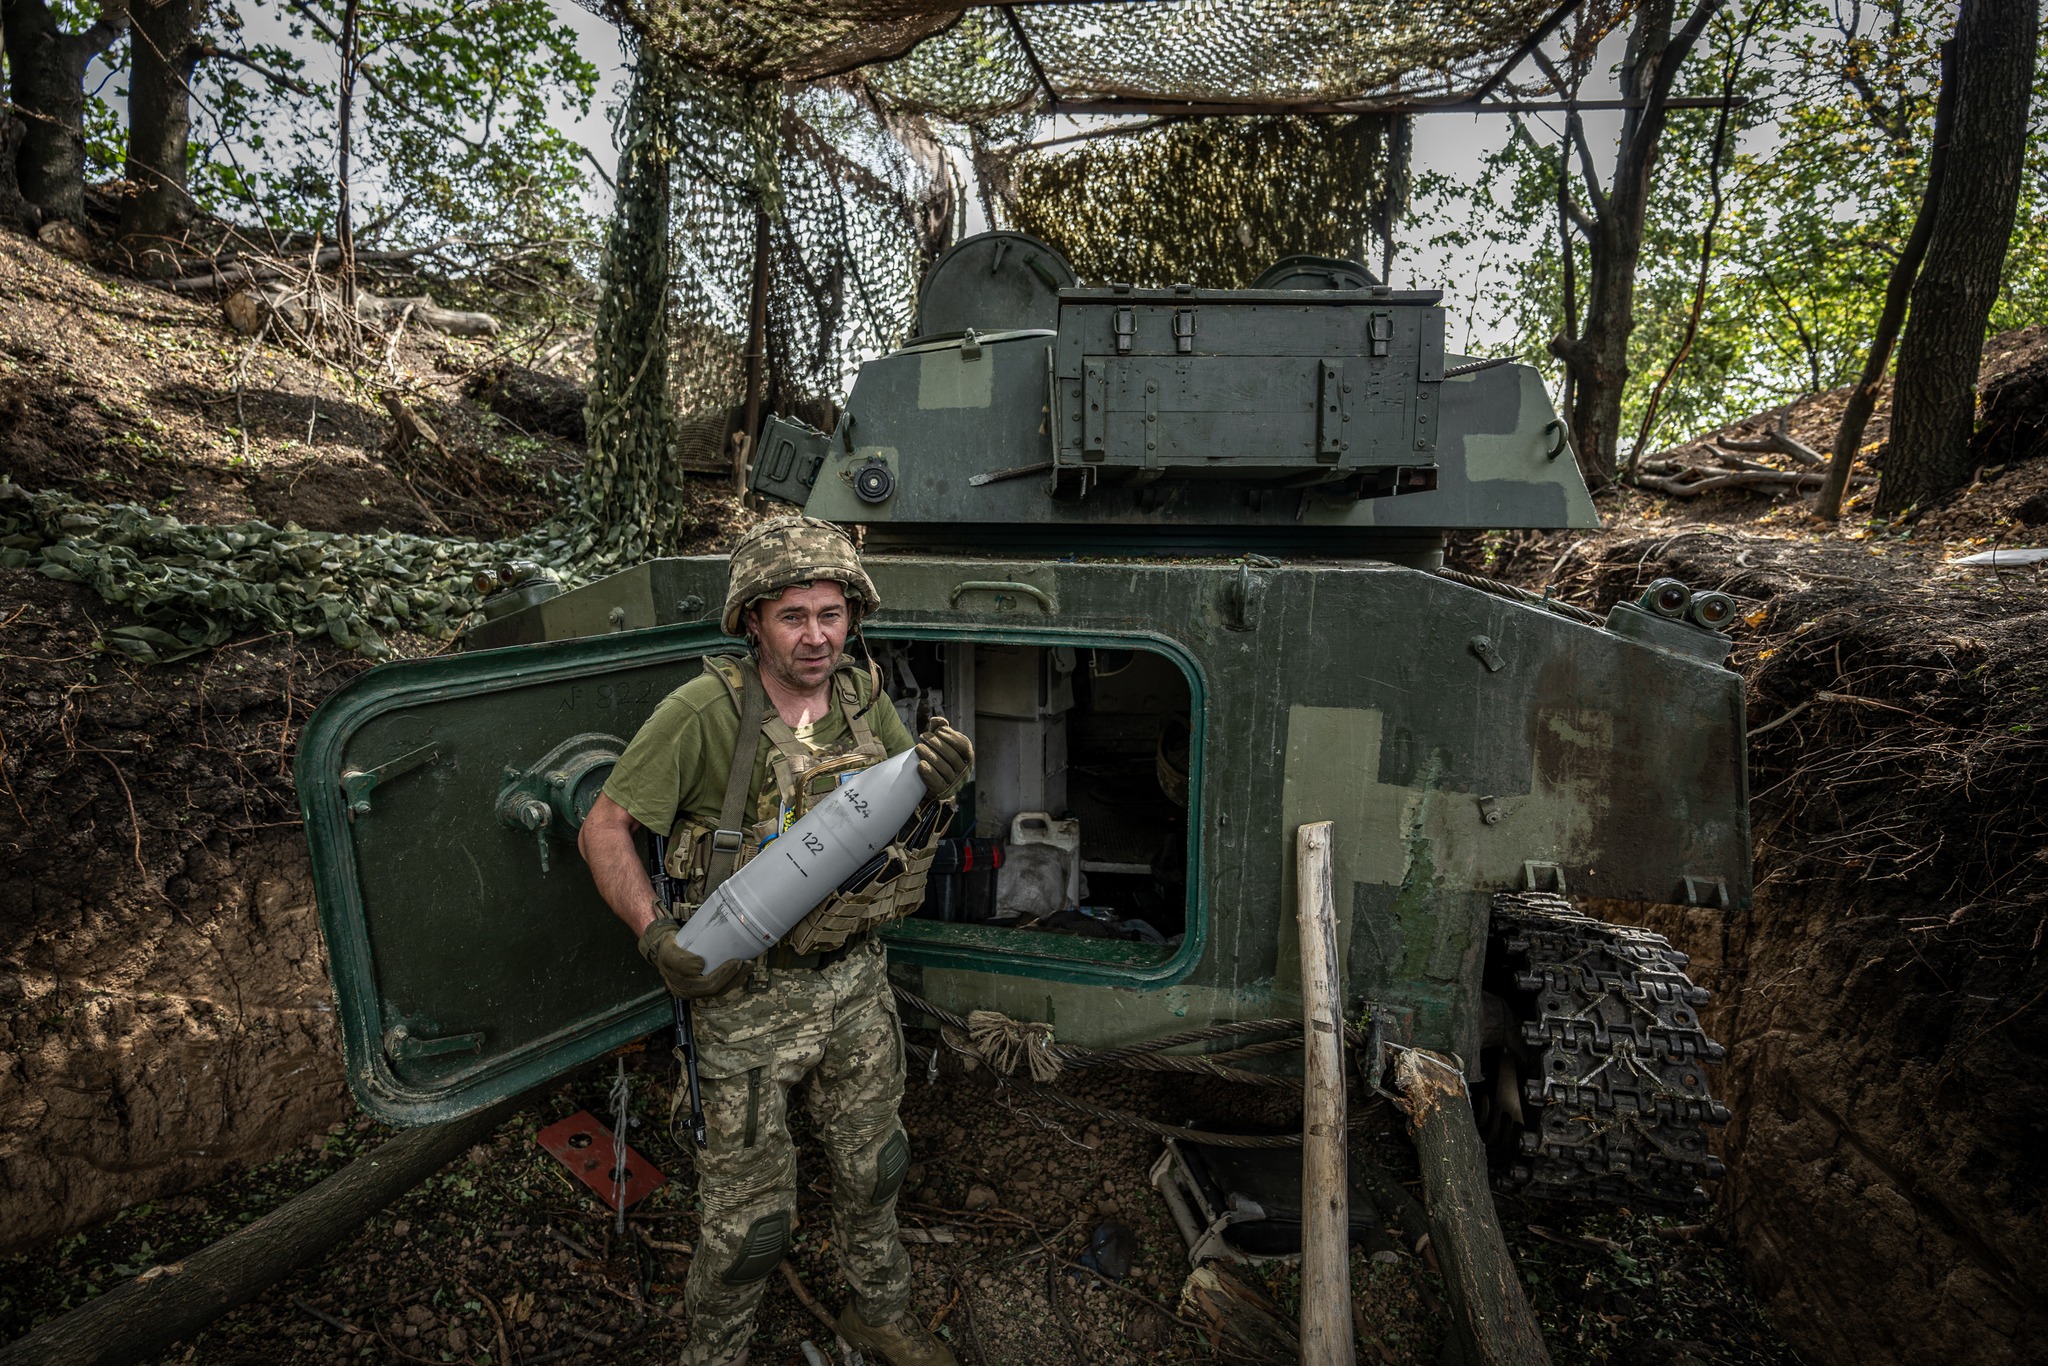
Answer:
[
  {"xmin": 871, "ymin": 1128, "xmax": 910, "ymax": 1204},
  {"xmin": 720, "ymin": 1211, "xmax": 790, "ymax": 1285}
]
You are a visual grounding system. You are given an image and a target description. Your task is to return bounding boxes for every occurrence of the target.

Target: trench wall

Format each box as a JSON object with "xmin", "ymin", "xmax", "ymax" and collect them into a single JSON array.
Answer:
[{"xmin": 0, "ymin": 831, "xmax": 346, "ymax": 1254}]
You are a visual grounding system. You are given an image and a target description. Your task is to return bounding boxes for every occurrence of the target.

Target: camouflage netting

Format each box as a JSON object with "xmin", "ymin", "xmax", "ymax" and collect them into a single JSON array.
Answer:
[
  {"xmin": 14, "ymin": 1, "xmax": 1562, "ymax": 659},
  {"xmin": 0, "ymin": 485, "xmax": 534, "ymax": 661},
  {"xmin": 579, "ymin": 0, "xmax": 1562, "ymax": 556},
  {"xmin": 1013, "ymin": 115, "xmax": 1415, "ymax": 288}
]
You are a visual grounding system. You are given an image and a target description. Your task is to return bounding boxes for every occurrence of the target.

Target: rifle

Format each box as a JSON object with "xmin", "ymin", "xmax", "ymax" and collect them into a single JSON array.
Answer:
[{"xmin": 650, "ymin": 831, "xmax": 708, "ymax": 1149}]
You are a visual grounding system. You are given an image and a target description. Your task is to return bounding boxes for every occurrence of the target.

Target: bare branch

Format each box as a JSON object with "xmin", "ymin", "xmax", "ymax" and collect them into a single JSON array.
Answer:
[
  {"xmin": 1509, "ymin": 113, "xmax": 1597, "ymax": 233},
  {"xmin": 188, "ymin": 43, "xmax": 317, "ymax": 96},
  {"xmin": 1531, "ymin": 49, "xmax": 1610, "ymax": 215}
]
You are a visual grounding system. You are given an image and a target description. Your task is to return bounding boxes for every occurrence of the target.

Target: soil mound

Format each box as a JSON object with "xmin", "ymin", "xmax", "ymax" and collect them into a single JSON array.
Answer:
[
  {"xmin": 0, "ymin": 573, "xmax": 367, "ymax": 1253},
  {"xmin": 0, "ymin": 232, "xmax": 575, "ymax": 540}
]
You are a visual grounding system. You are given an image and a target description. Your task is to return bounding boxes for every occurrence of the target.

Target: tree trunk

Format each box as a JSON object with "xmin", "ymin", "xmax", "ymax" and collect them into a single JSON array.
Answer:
[
  {"xmin": 0, "ymin": 0, "xmax": 128, "ymax": 222},
  {"xmin": 1559, "ymin": 209, "xmax": 1638, "ymax": 488},
  {"xmin": 0, "ymin": 0, "xmax": 34, "ymax": 227},
  {"xmin": 333, "ymin": 0, "xmax": 359, "ymax": 312},
  {"xmin": 1549, "ymin": 0, "xmax": 1721, "ymax": 488},
  {"xmin": 120, "ymin": 0, "xmax": 197, "ymax": 253},
  {"xmin": 1818, "ymin": 40, "xmax": 1960, "ymax": 520},
  {"xmin": 0, "ymin": 1096, "xmax": 523, "ymax": 1366},
  {"xmin": 1877, "ymin": 0, "xmax": 2039, "ymax": 515}
]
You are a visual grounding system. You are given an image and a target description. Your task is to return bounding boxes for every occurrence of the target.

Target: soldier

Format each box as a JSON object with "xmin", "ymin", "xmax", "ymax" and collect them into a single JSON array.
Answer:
[{"xmin": 578, "ymin": 516, "xmax": 971, "ymax": 1366}]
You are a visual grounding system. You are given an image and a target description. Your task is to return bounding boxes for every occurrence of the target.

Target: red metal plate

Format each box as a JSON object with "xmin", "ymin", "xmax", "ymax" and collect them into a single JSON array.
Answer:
[{"xmin": 536, "ymin": 1110, "xmax": 666, "ymax": 1209}]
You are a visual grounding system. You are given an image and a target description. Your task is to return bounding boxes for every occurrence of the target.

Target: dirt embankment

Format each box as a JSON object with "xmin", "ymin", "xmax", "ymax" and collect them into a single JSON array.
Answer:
[
  {"xmin": 0, "ymin": 574, "xmax": 369, "ymax": 1253},
  {"xmin": 1461, "ymin": 428, "xmax": 2048, "ymax": 1366},
  {"xmin": 0, "ymin": 224, "xmax": 618, "ymax": 1254}
]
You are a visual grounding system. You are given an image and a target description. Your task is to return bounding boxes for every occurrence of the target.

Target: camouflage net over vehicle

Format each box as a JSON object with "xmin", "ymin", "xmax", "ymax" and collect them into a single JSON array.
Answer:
[
  {"xmin": 578, "ymin": 0, "xmax": 1566, "ymax": 555},
  {"xmin": 12, "ymin": 1, "xmax": 1565, "ymax": 659}
]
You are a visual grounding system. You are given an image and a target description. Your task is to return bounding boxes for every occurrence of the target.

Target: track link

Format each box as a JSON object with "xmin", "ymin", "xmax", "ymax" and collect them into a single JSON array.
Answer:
[{"xmin": 1490, "ymin": 890, "xmax": 1730, "ymax": 1208}]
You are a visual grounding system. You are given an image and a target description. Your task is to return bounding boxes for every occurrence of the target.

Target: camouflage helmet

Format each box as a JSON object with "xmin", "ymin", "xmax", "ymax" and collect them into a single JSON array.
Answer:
[{"xmin": 722, "ymin": 516, "xmax": 880, "ymax": 637}]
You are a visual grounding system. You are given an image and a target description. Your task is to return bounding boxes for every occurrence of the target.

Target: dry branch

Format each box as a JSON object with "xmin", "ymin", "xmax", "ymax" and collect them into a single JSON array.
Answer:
[
  {"xmin": 1635, "ymin": 468, "xmax": 1871, "ymax": 498},
  {"xmin": 0, "ymin": 1096, "xmax": 526, "ymax": 1366},
  {"xmin": 164, "ymin": 241, "xmax": 451, "ymax": 293},
  {"xmin": 1720, "ymin": 421, "xmax": 1825, "ymax": 466},
  {"xmin": 1392, "ymin": 1049, "xmax": 1550, "ymax": 1366}
]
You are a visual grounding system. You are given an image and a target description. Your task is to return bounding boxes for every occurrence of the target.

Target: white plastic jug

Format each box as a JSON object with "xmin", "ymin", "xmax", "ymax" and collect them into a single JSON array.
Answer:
[{"xmin": 1008, "ymin": 811, "xmax": 1082, "ymax": 911}]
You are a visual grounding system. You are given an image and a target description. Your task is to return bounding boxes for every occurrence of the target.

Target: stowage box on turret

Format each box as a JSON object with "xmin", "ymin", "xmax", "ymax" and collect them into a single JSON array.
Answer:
[{"xmin": 298, "ymin": 233, "xmax": 1742, "ymax": 1207}]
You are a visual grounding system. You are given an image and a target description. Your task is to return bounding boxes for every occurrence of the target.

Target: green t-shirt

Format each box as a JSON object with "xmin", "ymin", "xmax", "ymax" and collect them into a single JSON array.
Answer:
[{"xmin": 602, "ymin": 657, "xmax": 915, "ymax": 838}]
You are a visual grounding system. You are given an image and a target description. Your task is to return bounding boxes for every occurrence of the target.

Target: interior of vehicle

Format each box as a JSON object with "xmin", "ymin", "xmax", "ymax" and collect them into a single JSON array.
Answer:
[{"xmin": 869, "ymin": 639, "xmax": 1194, "ymax": 954}]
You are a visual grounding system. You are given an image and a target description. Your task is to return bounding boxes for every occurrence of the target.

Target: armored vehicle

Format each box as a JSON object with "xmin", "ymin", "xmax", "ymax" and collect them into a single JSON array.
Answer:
[{"xmin": 298, "ymin": 233, "xmax": 1743, "ymax": 1206}]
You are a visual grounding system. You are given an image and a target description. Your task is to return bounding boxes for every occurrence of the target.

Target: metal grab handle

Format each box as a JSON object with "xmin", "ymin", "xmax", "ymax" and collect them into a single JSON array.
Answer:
[
  {"xmin": 1543, "ymin": 419, "xmax": 1568, "ymax": 461},
  {"xmin": 949, "ymin": 580, "xmax": 1055, "ymax": 613}
]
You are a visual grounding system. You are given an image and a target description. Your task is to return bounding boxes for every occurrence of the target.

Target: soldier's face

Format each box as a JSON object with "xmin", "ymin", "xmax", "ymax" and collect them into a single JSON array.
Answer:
[{"xmin": 749, "ymin": 581, "xmax": 850, "ymax": 693}]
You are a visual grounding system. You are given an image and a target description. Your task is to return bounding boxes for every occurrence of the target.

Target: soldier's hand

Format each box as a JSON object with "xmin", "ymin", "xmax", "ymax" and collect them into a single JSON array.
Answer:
[
  {"xmin": 915, "ymin": 716, "xmax": 973, "ymax": 799},
  {"xmin": 637, "ymin": 917, "xmax": 748, "ymax": 1000}
]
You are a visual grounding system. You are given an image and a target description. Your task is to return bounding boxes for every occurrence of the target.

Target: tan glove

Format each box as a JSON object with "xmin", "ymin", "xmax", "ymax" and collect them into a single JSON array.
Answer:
[
  {"xmin": 637, "ymin": 916, "xmax": 748, "ymax": 1000},
  {"xmin": 915, "ymin": 716, "xmax": 974, "ymax": 800}
]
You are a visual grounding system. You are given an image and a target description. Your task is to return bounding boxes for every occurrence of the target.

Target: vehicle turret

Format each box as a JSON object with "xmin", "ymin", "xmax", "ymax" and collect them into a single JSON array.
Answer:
[{"xmin": 748, "ymin": 232, "xmax": 1595, "ymax": 563}]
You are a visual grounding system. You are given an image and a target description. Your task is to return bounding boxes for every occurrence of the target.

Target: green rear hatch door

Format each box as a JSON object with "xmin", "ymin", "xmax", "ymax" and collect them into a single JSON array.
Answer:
[{"xmin": 296, "ymin": 626, "xmax": 730, "ymax": 1125}]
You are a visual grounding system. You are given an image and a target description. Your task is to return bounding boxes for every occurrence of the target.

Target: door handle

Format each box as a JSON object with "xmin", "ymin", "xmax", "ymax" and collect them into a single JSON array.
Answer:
[{"xmin": 949, "ymin": 581, "xmax": 1055, "ymax": 614}]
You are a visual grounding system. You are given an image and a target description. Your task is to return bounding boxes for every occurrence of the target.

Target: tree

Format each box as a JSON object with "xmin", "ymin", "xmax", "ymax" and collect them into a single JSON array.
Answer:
[
  {"xmin": 1, "ymin": 0, "xmax": 129, "ymax": 222},
  {"xmin": 2, "ymin": 0, "xmax": 594, "ymax": 277},
  {"xmin": 122, "ymin": 0, "xmax": 199, "ymax": 243},
  {"xmin": 121, "ymin": 0, "xmax": 311, "ymax": 251},
  {"xmin": 1544, "ymin": 0, "xmax": 1724, "ymax": 487},
  {"xmin": 1817, "ymin": 36, "xmax": 1957, "ymax": 519},
  {"xmin": 1410, "ymin": 0, "xmax": 2047, "ymax": 463},
  {"xmin": 1878, "ymin": 0, "xmax": 2040, "ymax": 513}
]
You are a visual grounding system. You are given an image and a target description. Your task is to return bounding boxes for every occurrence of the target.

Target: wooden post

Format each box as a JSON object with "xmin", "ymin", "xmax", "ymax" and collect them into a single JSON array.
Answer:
[
  {"xmin": 1295, "ymin": 820, "xmax": 1355, "ymax": 1366},
  {"xmin": 0, "ymin": 1096, "xmax": 524, "ymax": 1366},
  {"xmin": 737, "ymin": 205, "xmax": 772, "ymax": 494},
  {"xmin": 1392, "ymin": 1049, "xmax": 1551, "ymax": 1366}
]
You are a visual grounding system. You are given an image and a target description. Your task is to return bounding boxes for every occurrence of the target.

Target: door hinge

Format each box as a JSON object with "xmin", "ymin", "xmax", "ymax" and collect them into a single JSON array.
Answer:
[
  {"xmin": 1317, "ymin": 359, "xmax": 1346, "ymax": 462},
  {"xmin": 385, "ymin": 1023, "xmax": 484, "ymax": 1062},
  {"xmin": 340, "ymin": 742, "xmax": 440, "ymax": 819}
]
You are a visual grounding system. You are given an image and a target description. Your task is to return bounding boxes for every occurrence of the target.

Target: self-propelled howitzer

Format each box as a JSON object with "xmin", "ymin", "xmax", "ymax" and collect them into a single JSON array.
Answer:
[{"xmin": 297, "ymin": 234, "xmax": 1743, "ymax": 1207}]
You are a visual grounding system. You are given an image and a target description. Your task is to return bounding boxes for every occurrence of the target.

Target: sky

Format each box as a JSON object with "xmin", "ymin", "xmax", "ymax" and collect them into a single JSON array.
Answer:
[
  {"xmin": 531, "ymin": 1, "xmax": 1585, "ymax": 357},
  {"xmin": 92, "ymin": 0, "xmax": 1638, "ymax": 357}
]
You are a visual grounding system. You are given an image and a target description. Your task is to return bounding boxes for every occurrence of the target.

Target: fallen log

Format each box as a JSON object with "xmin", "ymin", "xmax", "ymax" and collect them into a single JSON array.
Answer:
[
  {"xmin": 1295, "ymin": 820, "xmax": 1356, "ymax": 1366},
  {"xmin": 1636, "ymin": 469, "xmax": 1866, "ymax": 498},
  {"xmin": 222, "ymin": 285, "xmax": 498, "ymax": 340},
  {"xmin": 1392, "ymin": 1049, "xmax": 1550, "ymax": 1366},
  {"xmin": 164, "ymin": 241, "xmax": 449, "ymax": 293},
  {"xmin": 1720, "ymin": 420, "xmax": 1825, "ymax": 466},
  {"xmin": 0, "ymin": 1095, "xmax": 524, "ymax": 1366},
  {"xmin": 364, "ymin": 292, "xmax": 500, "ymax": 338}
]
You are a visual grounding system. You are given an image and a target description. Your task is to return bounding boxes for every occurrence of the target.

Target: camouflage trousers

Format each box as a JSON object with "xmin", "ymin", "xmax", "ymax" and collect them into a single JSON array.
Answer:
[{"xmin": 677, "ymin": 936, "xmax": 912, "ymax": 1366}]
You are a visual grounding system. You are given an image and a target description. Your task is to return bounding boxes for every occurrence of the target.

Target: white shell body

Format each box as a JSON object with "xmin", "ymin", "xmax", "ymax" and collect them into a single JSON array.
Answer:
[{"xmin": 672, "ymin": 747, "xmax": 925, "ymax": 970}]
